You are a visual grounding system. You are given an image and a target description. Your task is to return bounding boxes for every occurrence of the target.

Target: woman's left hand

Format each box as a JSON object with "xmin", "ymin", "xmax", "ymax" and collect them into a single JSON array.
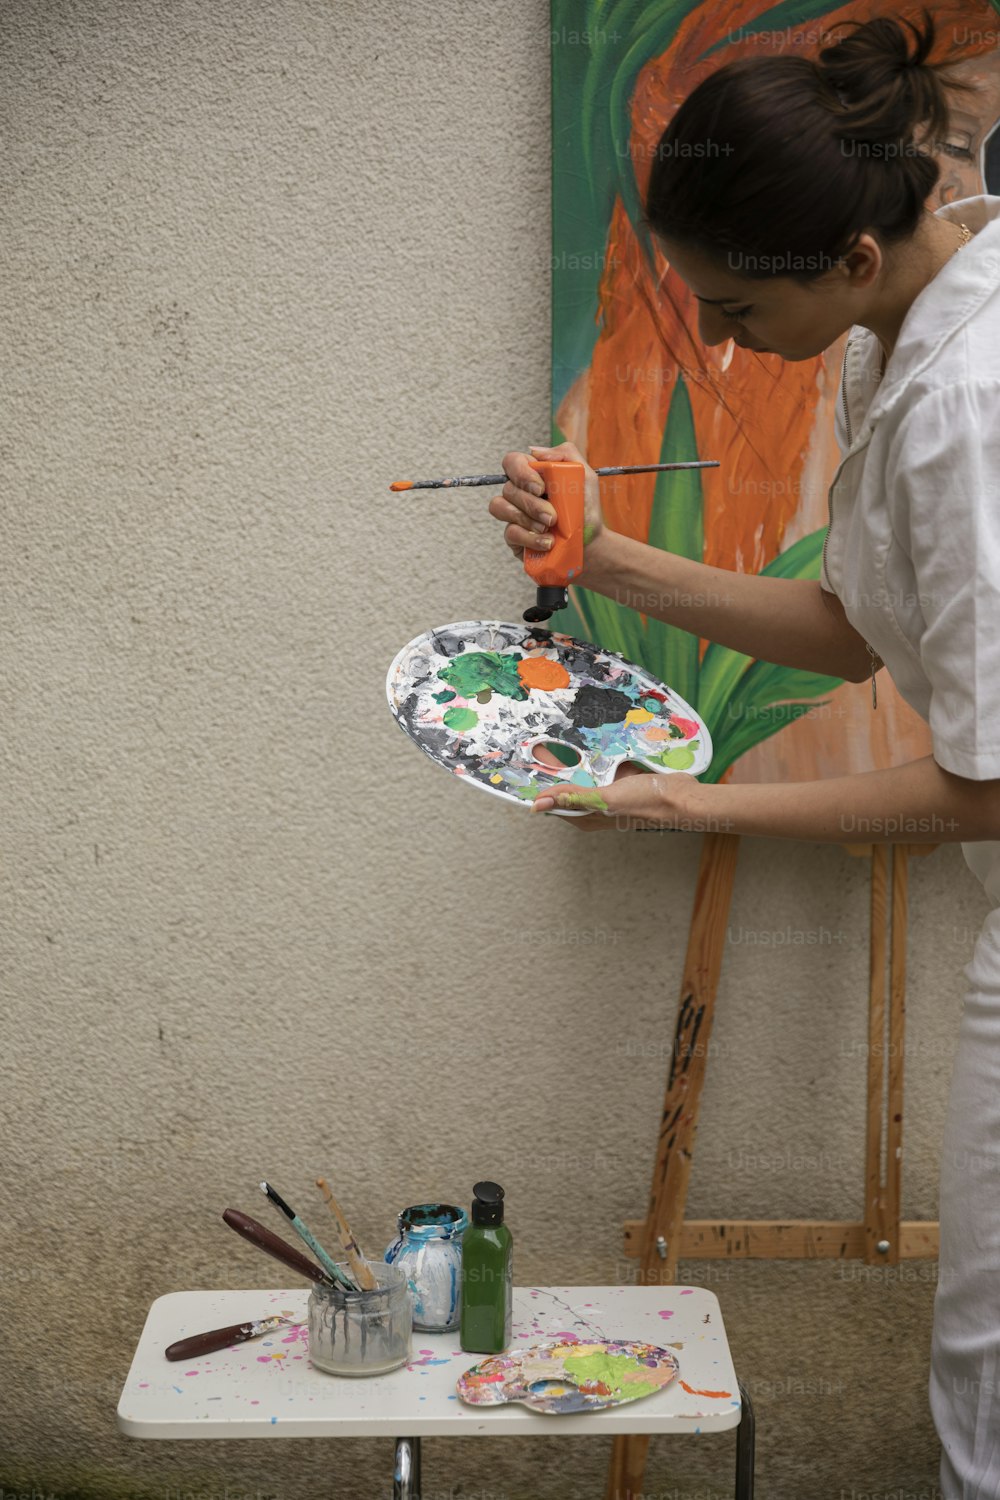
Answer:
[{"xmin": 530, "ymin": 767, "xmax": 705, "ymax": 832}]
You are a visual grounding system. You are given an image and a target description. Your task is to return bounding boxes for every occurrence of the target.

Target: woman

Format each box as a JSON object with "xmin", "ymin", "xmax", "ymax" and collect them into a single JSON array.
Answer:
[{"xmin": 490, "ymin": 14, "xmax": 1000, "ymax": 1497}]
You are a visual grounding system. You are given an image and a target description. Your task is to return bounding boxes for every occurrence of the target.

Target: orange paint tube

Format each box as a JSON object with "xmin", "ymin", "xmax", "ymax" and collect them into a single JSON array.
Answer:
[{"xmin": 522, "ymin": 458, "xmax": 586, "ymax": 624}]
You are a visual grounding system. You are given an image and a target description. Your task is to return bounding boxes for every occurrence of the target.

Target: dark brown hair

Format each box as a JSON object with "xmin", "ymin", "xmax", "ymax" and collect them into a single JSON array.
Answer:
[{"xmin": 643, "ymin": 12, "xmax": 974, "ymax": 280}]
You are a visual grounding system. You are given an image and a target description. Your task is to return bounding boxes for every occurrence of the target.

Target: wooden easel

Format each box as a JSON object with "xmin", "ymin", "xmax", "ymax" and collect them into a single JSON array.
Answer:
[{"xmin": 605, "ymin": 833, "xmax": 939, "ymax": 1500}]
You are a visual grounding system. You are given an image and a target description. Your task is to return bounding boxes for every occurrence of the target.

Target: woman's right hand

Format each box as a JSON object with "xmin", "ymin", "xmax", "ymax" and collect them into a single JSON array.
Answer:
[{"xmin": 488, "ymin": 441, "xmax": 604, "ymax": 563}]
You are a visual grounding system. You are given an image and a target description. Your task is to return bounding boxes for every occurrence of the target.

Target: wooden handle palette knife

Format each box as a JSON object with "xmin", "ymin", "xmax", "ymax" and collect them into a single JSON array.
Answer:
[
  {"xmin": 222, "ymin": 1207, "xmax": 338, "ymax": 1287},
  {"xmin": 165, "ymin": 1314, "xmax": 296, "ymax": 1362}
]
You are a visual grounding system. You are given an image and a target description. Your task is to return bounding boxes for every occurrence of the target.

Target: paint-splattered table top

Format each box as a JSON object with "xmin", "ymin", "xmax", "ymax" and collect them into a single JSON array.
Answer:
[{"xmin": 117, "ymin": 1285, "xmax": 741, "ymax": 1438}]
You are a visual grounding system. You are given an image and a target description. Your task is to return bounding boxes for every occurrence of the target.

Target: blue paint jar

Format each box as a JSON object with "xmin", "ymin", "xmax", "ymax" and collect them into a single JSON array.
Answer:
[{"xmin": 384, "ymin": 1203, "xmax": 469, "ymax": 1332}]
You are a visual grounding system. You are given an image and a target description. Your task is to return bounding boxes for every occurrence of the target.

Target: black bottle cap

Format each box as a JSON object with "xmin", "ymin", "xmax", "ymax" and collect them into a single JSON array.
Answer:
[
  {"xmin": 523, "ymin": 586, "xmax": 568, "ymax": 624},
  {"xmin": 471, "ymin": 1181, "xmax": 505, "ymax": 1226}
]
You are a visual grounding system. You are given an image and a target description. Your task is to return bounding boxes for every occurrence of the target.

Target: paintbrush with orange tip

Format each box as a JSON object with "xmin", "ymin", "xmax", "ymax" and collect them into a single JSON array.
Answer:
[{"xmin": 389, "ymin": 459, "xmax": 718, "ymax": 491}]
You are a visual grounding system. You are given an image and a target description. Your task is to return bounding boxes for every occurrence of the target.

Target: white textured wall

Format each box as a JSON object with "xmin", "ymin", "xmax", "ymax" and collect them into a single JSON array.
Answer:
[{"xmin": 1, "ymin": 3, "xmax": 991, "ymax": 1497}]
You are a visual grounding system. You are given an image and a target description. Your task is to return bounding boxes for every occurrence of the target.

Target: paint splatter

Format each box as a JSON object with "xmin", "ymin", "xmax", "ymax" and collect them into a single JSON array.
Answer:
[
  {"xmin": 280, "ymin": 1324, "xmax": 309, "ymax": 1347},
  {"xmin": 408, "ymin": 1348, "xmax": 451, "ymax": 1369},
  {"xmin": 680, "ymin": 1380, "xmax": 733, "ymax": 1398}
]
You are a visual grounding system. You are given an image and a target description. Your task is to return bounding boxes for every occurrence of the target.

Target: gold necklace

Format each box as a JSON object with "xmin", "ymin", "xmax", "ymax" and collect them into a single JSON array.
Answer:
[{"xmin": 876, "ymin": 223, "xmax": 972, "ymax": 378}]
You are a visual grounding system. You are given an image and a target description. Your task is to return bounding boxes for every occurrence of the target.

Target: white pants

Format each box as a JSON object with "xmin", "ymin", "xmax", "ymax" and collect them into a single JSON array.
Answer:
[{"xmin": 931, "ymin": 908, "xmax": 1000, "ymax": 1496}]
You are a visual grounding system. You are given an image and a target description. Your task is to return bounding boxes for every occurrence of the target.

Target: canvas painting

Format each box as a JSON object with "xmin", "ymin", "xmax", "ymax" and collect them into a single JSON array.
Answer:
[{"xmin": 550, "ymin": 0, "xmax": 1000, "ymax": 783}]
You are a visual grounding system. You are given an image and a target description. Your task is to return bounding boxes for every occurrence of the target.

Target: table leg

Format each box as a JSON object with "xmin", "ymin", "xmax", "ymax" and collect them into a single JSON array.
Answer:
[
  {"xmin": 735, "ymin": 1381, "xmax": 755, "ymax": 1499},
  {"xmin": 394, "ymin": 1435, "xmax": 421, "ymax": 1499}
]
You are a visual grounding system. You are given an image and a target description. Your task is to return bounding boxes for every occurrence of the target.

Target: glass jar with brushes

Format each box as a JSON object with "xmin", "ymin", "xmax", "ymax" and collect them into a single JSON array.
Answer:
[{"xmin": 308, "ymin": 1259, "xmax": 412, "ymax": 1376}]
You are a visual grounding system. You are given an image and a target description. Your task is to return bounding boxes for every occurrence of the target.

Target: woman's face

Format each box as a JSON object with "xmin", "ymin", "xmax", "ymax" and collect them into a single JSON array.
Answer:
[
  {"xmin": 658, "ymin": 234, "xmax": 866, "ymax": 363},
  {"xmin": 657, "ymin": 70, "xmax": 1000, "ymax": 367}
]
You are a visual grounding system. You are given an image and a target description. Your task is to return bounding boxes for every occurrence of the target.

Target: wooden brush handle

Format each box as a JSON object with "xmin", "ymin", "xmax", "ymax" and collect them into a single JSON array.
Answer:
[{"xmin": 315, "ymin": 1178, "xmax": 377, "ymax": 1290}]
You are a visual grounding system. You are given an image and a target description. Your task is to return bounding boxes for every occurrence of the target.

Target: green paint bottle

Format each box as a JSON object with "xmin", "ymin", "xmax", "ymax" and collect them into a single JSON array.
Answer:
[{"xmin": 459, "ymin": 1181, "xmax": 513, "ymax": 1354}]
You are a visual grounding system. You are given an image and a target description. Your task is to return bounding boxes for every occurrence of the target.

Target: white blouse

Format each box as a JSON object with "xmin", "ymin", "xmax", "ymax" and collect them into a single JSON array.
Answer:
[{"xmin": 819, "ymin": 193, "xmax": 1000, "ymax": 903}]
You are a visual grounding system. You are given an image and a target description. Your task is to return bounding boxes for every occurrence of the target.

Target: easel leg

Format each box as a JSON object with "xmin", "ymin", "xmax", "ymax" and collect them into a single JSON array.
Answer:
[
  {"xmin": 863, "ymin": 844, "xmax": 908, "ymax": 1263},
  {"xmin": 606, "ymin": 831, "xmax": 742, "ymax": 1500}
]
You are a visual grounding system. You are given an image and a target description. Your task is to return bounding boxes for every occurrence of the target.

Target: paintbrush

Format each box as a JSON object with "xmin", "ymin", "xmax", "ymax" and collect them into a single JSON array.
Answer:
[
  {"xmin": 222, "ymin": 1207, "xmax": 338, "ymax": 1288},
  {"xmin": 314, "ymin": 1177, "xmax": 377, "ymax": 1291},
  {"xmin": 259, "ymin": 1180, "xmax": 358, "ymax": 1291},
  {"xmin": 389, "ymin": 460, "xmax": 719, "ymax": 491},
  {"xmin": 165, "ymin": 1313, "xmax": 299, "ymax": 1362}
]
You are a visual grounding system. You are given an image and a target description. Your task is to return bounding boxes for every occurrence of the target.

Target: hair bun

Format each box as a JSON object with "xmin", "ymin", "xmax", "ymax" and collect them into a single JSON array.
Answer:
[{"xmin": 818, "ymin": 10, "xmax": 949, "ymax": 144}]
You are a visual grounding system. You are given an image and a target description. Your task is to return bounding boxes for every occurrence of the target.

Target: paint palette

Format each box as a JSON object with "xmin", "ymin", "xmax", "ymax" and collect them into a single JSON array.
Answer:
[
  {"xmin": 457, "ymin": 1339, "xmax": 681, "ymax": 1414},
  {"xmin": 386, "ymin": 621, "xmax": 712, "ymax": 813}
]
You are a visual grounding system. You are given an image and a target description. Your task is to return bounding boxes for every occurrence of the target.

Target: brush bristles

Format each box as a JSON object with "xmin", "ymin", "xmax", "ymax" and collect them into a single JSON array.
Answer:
[{"xmin": 260, "ymin": 1180, "xmax": 295, "ymax": 1219}]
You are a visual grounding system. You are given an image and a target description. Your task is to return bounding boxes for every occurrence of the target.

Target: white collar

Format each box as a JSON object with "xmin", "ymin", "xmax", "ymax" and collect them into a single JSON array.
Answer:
[{"xmin": 853, "ymin": 194, "xmax": 1000, "ymax": 423}]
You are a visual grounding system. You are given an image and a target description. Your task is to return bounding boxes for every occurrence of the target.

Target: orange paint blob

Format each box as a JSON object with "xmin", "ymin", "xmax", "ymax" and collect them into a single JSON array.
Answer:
[
  {"xmin": 389, "ymin": 481, "xmax": 414, "ymax": 491},
  {"xmin": 680, "ymin": 1380, "xmax": 732, "ymax": 1398},
  {"xmin": 517, "ymin": 657, "xmax": 571, "ymax": 692}
]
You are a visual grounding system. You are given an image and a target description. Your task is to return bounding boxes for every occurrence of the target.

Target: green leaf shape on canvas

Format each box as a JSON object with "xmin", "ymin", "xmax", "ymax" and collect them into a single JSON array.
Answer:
[
  {"xmin": 551, "ymin": 0, "xmax": 706, "ymax": 402},
  {"xmin": 698, "ymin": 0, "xmax": 837, "ymax": 62},
  {"xmin": 564, "ymin": 522, "xmax": 844, "ymax": 783},
  {"xmin": 705, "ymin": 699, "xmax": 827, "ymax": 775},
  {"xmin": 561, "ymin": 373, "xmax": 706, "ymax": 703},
  {"xmin": 696, "ymin": 526, "xmax": 832, "ymax": 731},
  {"xmin": 643, "ymin": 375, "xmax": 703, "ymax": 709}
]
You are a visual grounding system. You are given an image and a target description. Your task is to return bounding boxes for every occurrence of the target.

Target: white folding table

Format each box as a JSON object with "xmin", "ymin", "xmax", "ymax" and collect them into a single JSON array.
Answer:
[{"xmin": 118, "ymin": 1283, "xmax": 754, "ymax": 1497}]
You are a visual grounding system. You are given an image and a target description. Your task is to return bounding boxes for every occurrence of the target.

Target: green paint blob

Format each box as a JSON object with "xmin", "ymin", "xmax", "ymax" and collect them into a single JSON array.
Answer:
[
  {"xmin": 442, "ymin": 706, "xmax": 478, "ymax": 731},
  {"xmin": 433, "ymin": 689, "xmax": 456, "ymax": 704},
  {"xmin": 561, "ymin": 1350, "xmax": 659, "ymax": 1400},
  {"xmin": 651, "ymin": 745, "xmax": 697, "ymax": 770},
  {"xmin": 438, "ymin": 651, "xmax": 527, "ymax": 701},
  {"xmin": 582, "ymin": 522, "xmax": 597, "ymax": 546}
]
